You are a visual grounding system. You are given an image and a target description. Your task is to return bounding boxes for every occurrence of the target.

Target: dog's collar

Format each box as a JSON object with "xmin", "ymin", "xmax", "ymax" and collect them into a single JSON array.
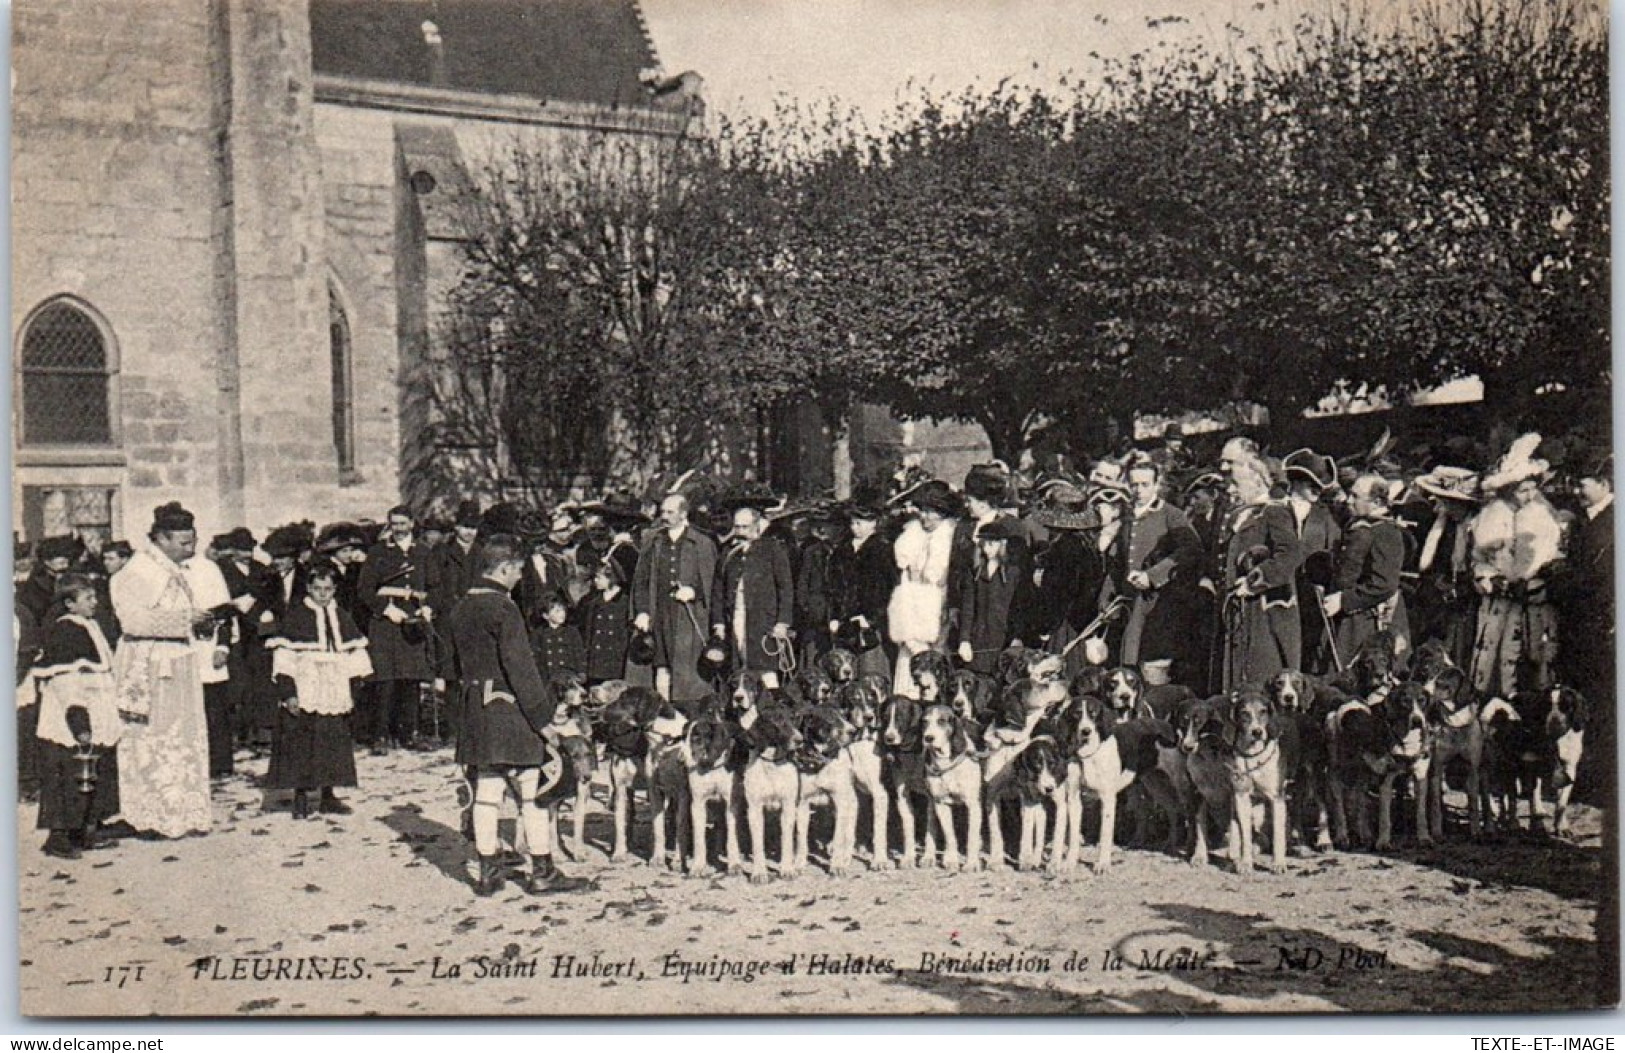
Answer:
[
  {"xmin": 927, "ymin": 747, "xmax": 974, "ymax": 777},
  {"xmin": 1231, "ymin": 737, "xmax": 1279, "ymax": 775},
  {"xmin": 1439, "ymin": 699, "xmax": 1479, "ymax": 728}
]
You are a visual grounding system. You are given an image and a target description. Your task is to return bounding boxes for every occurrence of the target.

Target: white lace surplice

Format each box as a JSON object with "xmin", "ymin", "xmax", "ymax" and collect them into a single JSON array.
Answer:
[{"xmin": 111, "ymin": 549, "xmax": 213, "ymax": 838}]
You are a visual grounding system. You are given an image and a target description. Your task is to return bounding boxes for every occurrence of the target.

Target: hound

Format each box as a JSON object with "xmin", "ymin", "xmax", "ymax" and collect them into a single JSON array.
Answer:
[
  {"xmin": 1421, "ymin": 663, "xmax": 1487, "ymax": 840},
  {"xmin": 920, "ymin": 702, "xmax": 983, "ymax": 871},
  {"xmin": 1326, "ymin": 681, "xmax": 1432, "ymax": 851},
  {"xmin": 1063, "ymin": 696, "xmax": 1173, "ymax": 873},
  {"xmin": 738, "ymin": 699, "xmax": 802, "ymax": 882},
  {"xmin": 1226, "ymin": 687, "xmax": 1296, "ymax": 873},
  {"xmin": 837, "ymin": 675, "xmax": 891, "ymax": 869},
  {"xmin": 644, "ymin": 704, "xmax": 692, "ymax": 869},
  {"xmin": 880, "ymin": 692, "xmax": 935, "ymax": 868},
  {"xmin": 792, "ymin": 705, "xmax": 859, "ymax": 876},
  {"xmin": 591, "ymin": 683, "xmax": 657, "ymax": 861},
  {"xmin": 683, "ymin": 711, "xmax": 744, "ymax": 876}
]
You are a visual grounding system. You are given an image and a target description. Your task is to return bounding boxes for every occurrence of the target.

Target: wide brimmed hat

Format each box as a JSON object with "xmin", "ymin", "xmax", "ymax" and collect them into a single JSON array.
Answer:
[
  {"xmin": 579, "ymin": 492, "xmax": 651, "ymax": 527},
  {"xmin": 833, "ymin": 498, "xmax": 882, "ymax": 523},
  {"xmin": 963, "ymin": 462, "xmax": 1012, "ymax": 504},
  {"xmin": 263, "ymin": 523, "xmax": 314, "ymax": 558},
  {"xmin": 220, "ymin": 527, "xmax": 258, "ymax": 553},
  {"xmin": 1282, "ymin": 449, "xmax": 1338, "ymax": 491},
  {"xmin": 1483, "ymin": 433, "xmax": 1550, "ymax": 491},
  {"xmin": 1032, "ymin": 507, "xmax": 1100, "ymax": 532},
  {"xmin": 1412, "ymin": 466, "xmax": 1482, "ymax": 503},
  {"xmin": 716, "ymin": 485, "xmax": 786, "ymax": 517},
  {"xmin": 973, "ymin": 517, "xmax": 1024, "ymax": 543},
  {"xmin": 1033, "ymin": 478, "xmax": 1089, "ymax": 510},
  {"xmin": 36, "ymin": 535, "xmax": 85, "ymax": 563},
  {"xmin": 896, "ymin": 479, "xmax": 961, "ymax": 517},
  {"xmin": 419, "ymin": 517, "xmax": 451, "ymax": 535},
  {"xmin": 315, "ymin": 522, "xmax": 367, "ymax": 554}
]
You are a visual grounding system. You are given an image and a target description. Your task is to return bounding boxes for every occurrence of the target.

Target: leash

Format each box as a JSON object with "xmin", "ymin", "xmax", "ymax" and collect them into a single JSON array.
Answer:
[
  {"xmin": 762, "ymin": 631, "xmax": 798, "ymax": 676},
  {"xmin": 1230, "ymin": 737, "xmax": 1280, "ymax": 777}
]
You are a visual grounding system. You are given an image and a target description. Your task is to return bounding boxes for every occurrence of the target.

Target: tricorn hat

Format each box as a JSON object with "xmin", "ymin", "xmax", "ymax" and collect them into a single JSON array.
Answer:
[{"xmin": 1282, "ymin": 449, "xmax": 1338, "ymax": 492}]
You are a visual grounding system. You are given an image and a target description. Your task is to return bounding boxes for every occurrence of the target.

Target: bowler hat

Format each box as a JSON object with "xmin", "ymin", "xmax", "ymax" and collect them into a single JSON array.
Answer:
[{"xmin": 455, "ymin": 499, "xmax": 484, "ymax": 528}]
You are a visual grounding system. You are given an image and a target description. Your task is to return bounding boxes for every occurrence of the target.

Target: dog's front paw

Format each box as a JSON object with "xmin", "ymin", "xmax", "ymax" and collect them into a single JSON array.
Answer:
[
  {"xmin": 748, "ymin": 867, "xmax": 771, "ymax": 885},
  {"xmin": 1416, "ymin": 832, "xmax": 1435, "ymax": 847},
  {"xmin": 896, "ymin": 853, "xmax": 917, "ymax": 870},
  {"xmin": 828, "ymin": 861, "xmax": 851, "ymax": 879},
  {"xmin": 726, "ymin": 860, "xmax": 746, "ymax": 877},
  {"xmin": 1373, "ymin": 837, "xmax": 1391, "ymax": 852},
  {"xmin": 1091, "ymin": 859, "xmax": 1112, "ymax": 876},
  {"xmin": 780, "ymin": 863, "xmax": 802, "ymax": 879},
  {"xmin": 689, "ymin": 862, "xmax": 715, "ymax": 879},
  {"xmin": 941, "ymin": 852, "xmax": 962, "ymax": 872}
]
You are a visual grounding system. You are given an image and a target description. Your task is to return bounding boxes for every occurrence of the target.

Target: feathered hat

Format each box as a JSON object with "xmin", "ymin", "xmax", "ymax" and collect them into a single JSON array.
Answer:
[{"xmin": 1482, "ymin": 433, "xmax": 1550, "ymax": 492}]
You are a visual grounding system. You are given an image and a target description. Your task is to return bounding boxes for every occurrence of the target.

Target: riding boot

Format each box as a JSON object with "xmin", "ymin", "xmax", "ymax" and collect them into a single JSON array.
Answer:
[
  {"xmin": 318, "ymin": 789, "xmax": 352, "ymax": 815},
  {"xmin": 474, "ymin": 854, "xmax": 505, "ymax": 897},
  {"xmin": 527, "ymin": 854, "xmax": 594, "ymax": 895}
]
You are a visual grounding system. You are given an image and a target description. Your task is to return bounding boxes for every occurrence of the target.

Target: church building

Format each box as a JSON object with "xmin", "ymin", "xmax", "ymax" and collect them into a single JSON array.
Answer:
[{"xmin": 13, "ymin": 0, "xmax": 700, "ymax": 543}]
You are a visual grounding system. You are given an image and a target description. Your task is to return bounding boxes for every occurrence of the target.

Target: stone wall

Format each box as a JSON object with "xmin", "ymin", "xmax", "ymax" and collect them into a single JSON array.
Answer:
[
  {"xmin": 313, "ymin": 101, "xmax": 410, "ymax": 522},
  {"xmin": 13, "ymin": 0, "xmax": 233, "ymax": 540}
]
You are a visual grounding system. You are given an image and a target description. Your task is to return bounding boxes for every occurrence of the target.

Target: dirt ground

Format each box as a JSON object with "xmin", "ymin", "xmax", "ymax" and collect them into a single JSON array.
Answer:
[{"xmin": 18, "ymin": 746, "xmax": 1611, "ymax": 1017}]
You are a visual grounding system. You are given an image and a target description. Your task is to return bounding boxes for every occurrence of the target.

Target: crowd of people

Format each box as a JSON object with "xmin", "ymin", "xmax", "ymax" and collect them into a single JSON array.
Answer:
[{"xmin": 12, "ymin": 427, "xmax": 1614, "ymax": 890}]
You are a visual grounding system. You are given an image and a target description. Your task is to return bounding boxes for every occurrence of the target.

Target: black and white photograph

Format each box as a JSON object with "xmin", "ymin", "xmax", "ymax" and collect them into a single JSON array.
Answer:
[{"xmin": 8, "ymin": 0, "xmax": 1616, "ymax": 1018}]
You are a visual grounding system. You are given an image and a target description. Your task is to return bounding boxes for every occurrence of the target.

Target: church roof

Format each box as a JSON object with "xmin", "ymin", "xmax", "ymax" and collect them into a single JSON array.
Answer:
[{"xmin": 311, "ymin": 0, "xmax": 661, "ymax": 109}]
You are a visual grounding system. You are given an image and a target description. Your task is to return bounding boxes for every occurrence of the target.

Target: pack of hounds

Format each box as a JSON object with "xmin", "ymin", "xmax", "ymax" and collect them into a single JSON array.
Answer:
[{"xmin": 532, "ymin": 634, "xmax": 1588, "ymax": 881}]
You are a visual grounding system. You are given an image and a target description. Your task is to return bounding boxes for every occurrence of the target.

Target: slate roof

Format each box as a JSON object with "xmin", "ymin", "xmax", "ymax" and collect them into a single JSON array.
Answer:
[{"xmin": 311, "ymin": 0, "xmax": 661, "ymax": 108}]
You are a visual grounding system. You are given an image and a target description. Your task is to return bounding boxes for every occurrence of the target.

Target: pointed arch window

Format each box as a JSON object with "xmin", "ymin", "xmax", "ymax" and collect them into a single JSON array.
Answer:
[
  {"xmin": 18, "ymin": 298, "xmax": 116, "ymax": 446},
  {"xmin": 330, "ymin": 286, "xmax": 357, "ymax": 478}
]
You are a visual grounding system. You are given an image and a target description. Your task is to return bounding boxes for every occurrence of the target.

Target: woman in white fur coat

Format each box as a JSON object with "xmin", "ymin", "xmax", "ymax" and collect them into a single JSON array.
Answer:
[
  {"xmin": 888, "ymin": 481, "xmax": 960, "ymax": 697},
  {"xmin": 1470, "ymin": 434, "xmax": 1565, "ymax": 697}
]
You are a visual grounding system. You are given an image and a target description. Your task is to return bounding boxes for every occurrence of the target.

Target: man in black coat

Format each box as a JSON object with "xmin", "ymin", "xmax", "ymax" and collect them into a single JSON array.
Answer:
[
  {"xmin": 1557, "ymin": 456, "xmax": 1614, "ymax": 806},
  {"xmin": 827, "ymin": 500, "xmax": 897, "ymax": 678},
  {"xmin": 443, "ymin": 537, "xmax": 592, "ymax": 897},
  {"xmin": 17, "ymin": 534, "xmax": 82, "ymax": 625},
  {"xmin": 356, "ymin": 506, "xmax": 434, "ymax": 753},
  {"xmin": 711, "ymin": 497, "xmax": 796, "ymax": 688}
]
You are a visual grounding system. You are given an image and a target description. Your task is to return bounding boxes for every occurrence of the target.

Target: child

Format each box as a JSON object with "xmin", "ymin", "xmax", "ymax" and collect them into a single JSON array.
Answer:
[
  {"xmin": 529, "ymin": 591, "xmax": 585, "ymax": 685},
  {"xmin": 33, "ymin": 575, "xmax": 122, "ymax": 859},
  {"xmin": 265, "ymin": 564, "xmax": 371, "ymax": 820},
  {"xmin": 577, "ymin": 557, "xmax": 633, "ymax": 685}
]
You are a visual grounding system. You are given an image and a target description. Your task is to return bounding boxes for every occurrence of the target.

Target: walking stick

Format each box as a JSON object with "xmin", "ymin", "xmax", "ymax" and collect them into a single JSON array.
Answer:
[
  {"xmin": 1314, "ymin": 585, "xmax": 1345, "ymax": 674},
  {"xmin": 1059, "ymin": 595, "xmax": 1130, "ymax": 659}
]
